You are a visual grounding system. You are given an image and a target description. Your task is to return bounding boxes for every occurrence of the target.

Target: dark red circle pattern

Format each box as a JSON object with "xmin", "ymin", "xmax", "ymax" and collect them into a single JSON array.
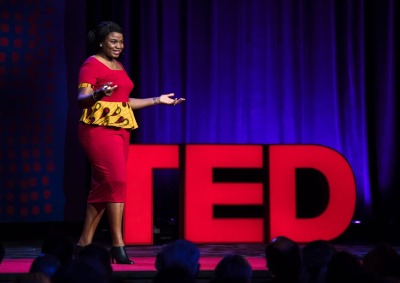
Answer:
[{"xmin": 0, "ymin": 0, "xmax": 63, "ymax": 221}]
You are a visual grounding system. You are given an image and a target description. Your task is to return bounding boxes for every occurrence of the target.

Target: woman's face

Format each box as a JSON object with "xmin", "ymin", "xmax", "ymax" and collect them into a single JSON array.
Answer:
[{"xmin": 100, "ymin": 32, "xmax": 124, "ymax": 59}]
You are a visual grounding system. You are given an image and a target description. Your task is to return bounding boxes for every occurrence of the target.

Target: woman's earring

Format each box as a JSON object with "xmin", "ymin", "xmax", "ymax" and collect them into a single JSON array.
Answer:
[{"xmin": 100, "ymin": 44, "xmax": 103, "ymax": 47}]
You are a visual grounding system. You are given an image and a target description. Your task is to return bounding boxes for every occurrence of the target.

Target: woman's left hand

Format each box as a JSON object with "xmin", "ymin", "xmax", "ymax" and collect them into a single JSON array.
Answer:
[{"xmin": 159, "ymin": 93, "xmax": 186, "ymax": 106}]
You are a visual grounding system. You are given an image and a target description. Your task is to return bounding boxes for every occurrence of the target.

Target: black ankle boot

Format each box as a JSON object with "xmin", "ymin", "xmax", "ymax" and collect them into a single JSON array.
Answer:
[
  {"xmin": 110, "ymin": 246, "xmax": 134, "ymax": 264},
  {"xmin": 73, "ymin": 244, "xmax": 84, "ymax": 259}
]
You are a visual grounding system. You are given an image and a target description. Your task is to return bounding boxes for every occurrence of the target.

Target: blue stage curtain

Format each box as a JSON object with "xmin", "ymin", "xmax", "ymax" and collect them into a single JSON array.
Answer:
[{"xmin": 128, "ymin": 0, "xmax": 398, "ymax": 222}]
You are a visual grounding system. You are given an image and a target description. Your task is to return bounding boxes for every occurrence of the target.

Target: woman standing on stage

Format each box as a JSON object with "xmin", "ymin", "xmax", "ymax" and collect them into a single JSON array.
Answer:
[{"xmin": 75, "ymin": 21, "xmax": 184, "ymax": 264}]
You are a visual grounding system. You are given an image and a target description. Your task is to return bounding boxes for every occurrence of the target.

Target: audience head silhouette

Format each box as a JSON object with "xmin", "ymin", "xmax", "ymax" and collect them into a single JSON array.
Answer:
[
  {"xmin": 325, "ymin": 251, "xmax": 362, "ymax": 283},
  {"xmin": 0, "ymin": 241, "xmax": 5, "ymax": 264},
  {"xmin": 29, "ymin": 253, "xmax": 61, "ymax": 278},
  {"xmin": 41, "ymin": 235, "xmax": 74, "ymax": 266},
  {"xmin": 155, "ymin": 239, "xmax": 200, "ymax": 277},
  {"xmin": 211, "ymin": 253, "xmax": 253, "ymax": 283},
  {"xmin": 78, "ymin": 243, "xmax": 113, "ymax": 279},
  {"xmin": 362, "ymin": 242, "xmax": 400, "ymax": 280},
  {"xmin": 265, "ymin": 236, "xmax": 301, "ymax": 283},
  {"xmin": 300, "ymin": 239, "xmax": 336, "ymax": 283}
]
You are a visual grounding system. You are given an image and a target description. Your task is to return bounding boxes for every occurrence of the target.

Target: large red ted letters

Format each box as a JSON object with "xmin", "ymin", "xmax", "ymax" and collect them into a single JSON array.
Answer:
[{"xmin": 124, "ymin": 145, "xmax": 356, "ymax": 244}]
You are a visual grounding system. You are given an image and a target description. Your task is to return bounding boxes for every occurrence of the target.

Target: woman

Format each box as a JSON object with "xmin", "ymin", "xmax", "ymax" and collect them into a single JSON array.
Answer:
[{"xmin": 76, "ymin": 21, "xmax": 184, "ymax": 264}]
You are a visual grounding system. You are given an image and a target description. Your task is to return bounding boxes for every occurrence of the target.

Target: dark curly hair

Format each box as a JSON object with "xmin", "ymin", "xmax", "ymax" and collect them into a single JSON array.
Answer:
[{"xmin": 87, "ymin": 21, "xmax": 123, "ymax": 54}]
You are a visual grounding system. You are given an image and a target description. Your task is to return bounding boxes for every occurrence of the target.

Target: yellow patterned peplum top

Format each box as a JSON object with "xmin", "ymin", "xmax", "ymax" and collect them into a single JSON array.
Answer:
[{"xmin": 80, "ymin": 101, "xmax": 138, "ymax": 130}]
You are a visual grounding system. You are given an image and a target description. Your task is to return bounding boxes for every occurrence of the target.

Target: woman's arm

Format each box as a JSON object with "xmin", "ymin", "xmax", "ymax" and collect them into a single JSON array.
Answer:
[
  {"xmin": 77, "ymin": 82, "xmax": 117, "ymax": 108},
  {"xmin": 129, "ymin": 93, "xmax": 185, "ymax": 110}
]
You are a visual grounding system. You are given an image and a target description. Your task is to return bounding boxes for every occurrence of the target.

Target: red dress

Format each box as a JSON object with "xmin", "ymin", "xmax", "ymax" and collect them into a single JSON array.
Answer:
[{"xmin": 77, "ymin": 57, "xmax": 135, "ymax": 203}]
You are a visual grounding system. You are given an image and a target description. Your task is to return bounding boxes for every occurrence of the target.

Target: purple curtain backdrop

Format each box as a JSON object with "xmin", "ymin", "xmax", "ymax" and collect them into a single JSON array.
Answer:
[{"xmin": 131, "ymin": 0, "xmax": 398, "ymax": 224}]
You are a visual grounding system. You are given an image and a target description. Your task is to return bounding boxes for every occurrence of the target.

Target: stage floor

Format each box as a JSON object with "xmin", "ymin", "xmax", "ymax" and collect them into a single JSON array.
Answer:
[{"xmin": 0, "ymin": 240, "xmax": 385, "ymax": 283}]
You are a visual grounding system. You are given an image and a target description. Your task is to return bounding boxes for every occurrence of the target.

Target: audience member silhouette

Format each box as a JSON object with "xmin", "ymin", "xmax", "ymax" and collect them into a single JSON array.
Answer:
[
  {"xmin": 0, "ymin": 241, "xmax": 5, "ymax": 264},
  {"xmin": 362, "ymin": 242, "xmax": 400, "ymax": 281},
  {"xmin": 210, "ymin": 253, "xmax": 253, "ymax": 283},
  {"xmin": 153, "ymin": 265, "xmax": 196, "ymax": 283},
  {"xmin": 13, "ymin": 235, "xmax": 400, "ymax": 283},
  {"xmin": 13, "ymin": 273, "xmax": 51, "ymax": 283},
  {"xmin": 29, "ymin": 253, "xmax": 61, "ymax": 278},
  {"xmin": 300, "ymin": 240, "xmax": 336, "ymax": 283},
  {"xmin": 41, "ymin": 235, "xmax": 74, "ymax": 266},
  {"xmin": 324, "ymin": 251, "xmax": 362, "ymax": 283},
  {"xmin": 52, "ymin": 257, "xmax": 109, "ymax": 283},
  {"xmin": 155, "ymin": 239, "xmax": 200, "ymax": 278},
  {"xmin": 78, "ymin": 243, "xmax": 113, "ymax": 281},
  {"xmin": 265, "ymin": 236, "xmax": 301, "ymax": 283}
]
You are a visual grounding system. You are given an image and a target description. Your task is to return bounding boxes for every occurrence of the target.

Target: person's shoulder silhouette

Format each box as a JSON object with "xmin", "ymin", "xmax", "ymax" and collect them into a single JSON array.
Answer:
[
  {"xmin": 52, "ymin": 257, "xmax": 109, "ymax": 283},
  {"xmin": 13, "ymin": 273, "xmax": 51, "ymax": 283},
  {"xmin": 153, "ymin": 265, "xmax": 196, "ymax": 283}
]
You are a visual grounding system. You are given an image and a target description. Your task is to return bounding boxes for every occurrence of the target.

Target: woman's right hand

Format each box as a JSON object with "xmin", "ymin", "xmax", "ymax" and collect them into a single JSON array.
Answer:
[{"xmin": 99, "ymin": 82, "xmax": 118, "ymax": 97}]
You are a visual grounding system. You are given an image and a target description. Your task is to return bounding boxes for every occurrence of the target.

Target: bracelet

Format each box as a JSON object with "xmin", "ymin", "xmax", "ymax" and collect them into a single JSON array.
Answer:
[
  {"xmin": 92, "ymin": 90, "xmax": 104, "ymax": 101},
  {"xmin": 152, "ymin": 97, "xmax": 159, "ymax": 105},
  {"xmin": 92, "ymin": 92, "xmax": 99, "ymax": 101}
]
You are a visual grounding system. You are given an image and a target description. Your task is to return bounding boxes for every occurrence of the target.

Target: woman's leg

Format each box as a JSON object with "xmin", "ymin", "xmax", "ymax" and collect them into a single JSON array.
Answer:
[
  {"xmin": 106, "ymin": 202, "xmax": 125, "ymax": 246},
  {"xmin": 107, "ymin": 202, "xmax": 125, "ymax": 247},
  {"xmin": 78, "ymin": 202, "xmax": 106, "ymax": 246},
  {"xmin": 107, "ymin": 202, "xmax": 133, "ymax": 264}
]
